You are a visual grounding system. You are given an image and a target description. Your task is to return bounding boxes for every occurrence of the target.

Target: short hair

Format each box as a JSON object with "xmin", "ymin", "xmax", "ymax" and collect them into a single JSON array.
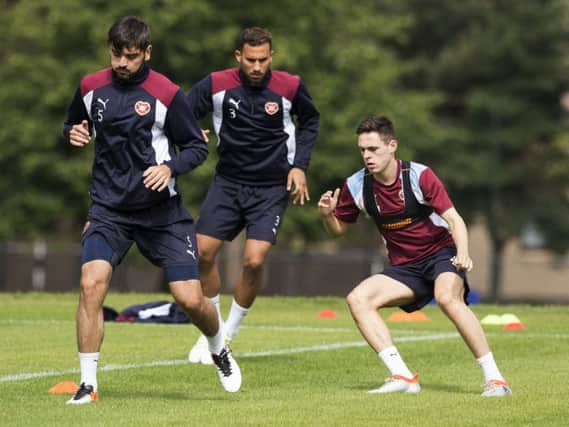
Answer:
[
  {"xmin": 356, "ymin": 115, "xmax": 396, "ymax": 141},
  {"xmin": 237, "ymin": 27, "xmax": 272, "ymax": 49},
  {"xmin": 108, "ymin": 16, "xmax": 151, "ymax": 52}
]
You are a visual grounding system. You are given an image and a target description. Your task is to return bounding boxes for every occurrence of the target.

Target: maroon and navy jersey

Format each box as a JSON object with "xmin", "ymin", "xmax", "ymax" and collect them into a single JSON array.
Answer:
[
  {"xmin": 63, "ymin": 64, "xmax": 207, "ymax": 212},
  {"xmin": 335, "ymin": 160, "xmax": 455, "ymax": 265},
  {"xmin": 187, "ymin": 68, "xmax": 319, "ymax": 185}
]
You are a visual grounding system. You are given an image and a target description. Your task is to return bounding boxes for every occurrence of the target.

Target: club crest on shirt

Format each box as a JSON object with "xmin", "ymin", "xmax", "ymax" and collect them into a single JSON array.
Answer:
[
  {"xmin": 134, "ymin": 101, "xmax": 151, "ymax": 116},
  {"xmin": 398, "ymin": 189, "xmax": 404, "ymax": 201},
  {"xmin": 264, "ymin": 102, "xmax": 279, "ymax": 115}
]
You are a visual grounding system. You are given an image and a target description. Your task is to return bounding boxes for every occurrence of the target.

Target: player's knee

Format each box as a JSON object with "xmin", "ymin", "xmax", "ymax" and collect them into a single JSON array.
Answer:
[
  {"xmin": 435, "ymin": 292, "xmax": 461, "ymax": 309},
  {"xmin": 174, "ymin": 290, "xmax": 202, "ymax": 314},
  {"xmin": 179, "ymin": 297, "xmax": 202, "ymax": 314},
  {"xmin": 79, "ymin": 274, "xmax": 105, "ymax": 298},
  {"xmin": 346, "ymin": 289, "xmax": 367, "ymax": 313},
  {"xmin": 171, "ymin": 281, "xmax": 203, "ymax": 312},
  {"xmin": 242, "ymin": 255, "xmax": 265, "ymax": 273},
  {"xmin": 198, "ymin": 247, "xmax": 217, "ymax": 266}
]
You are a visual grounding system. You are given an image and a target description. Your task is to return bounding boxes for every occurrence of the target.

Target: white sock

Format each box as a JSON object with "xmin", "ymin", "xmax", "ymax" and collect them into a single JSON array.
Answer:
[
  {"xmin": 224, "ymin": 299, "xmax": 249, "ymax": 341},
  {"xmin": 79, "ymin": 352, "xmax": 99, "ymax": 391},
  {"xmin": 206, "ymin": 324, "xmax": 225, "ymax": 355},
  {"xmin": 378, "ymin": 346, "xmax": 414, "ymax": 378},
  {"xmin": 209, "ymin": 294, "xmax": 223, "ymax": 325},
  {"xmin": 477, "ymin": 352, "xmax": 505, "ymax": 383},
  {"xmin": 205, "ymin": 294, "xmax": 225, "ymax": 354}
]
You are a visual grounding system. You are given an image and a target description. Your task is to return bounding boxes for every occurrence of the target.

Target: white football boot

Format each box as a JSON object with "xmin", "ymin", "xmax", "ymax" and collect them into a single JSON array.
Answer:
[
  {"xmin": 212, "ymin": 346, "xmax": 242, "ymax": 392},
  {"xmin": 481, "ymin": 379, "xmax": 512, "ymax": 397},
  {"xmin": 66, "ymin": 383, "xmax": 99, "ymax": 405},
  {"xmin": 188, "ymin": 335, "xmax": 213, "ymax": 365},
  {"xmin": 368, "ymin": 374, "xmax": 421, "ymax": 394}
]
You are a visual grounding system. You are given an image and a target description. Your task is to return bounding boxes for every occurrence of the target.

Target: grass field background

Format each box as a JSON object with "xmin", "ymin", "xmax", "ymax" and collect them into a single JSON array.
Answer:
[{"xmin": 1, "ymin": 292, "xmax": 568, "ymax": 426}]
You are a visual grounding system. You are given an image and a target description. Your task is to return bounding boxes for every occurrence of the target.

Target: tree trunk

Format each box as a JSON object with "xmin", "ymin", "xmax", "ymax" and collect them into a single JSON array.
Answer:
[
  {"xmin": 486, "ymin": 178, "xmax": 505, "ymax": 302},
  {"xmin": 487, "ymin": 234, "xmax": 504, "ymax": 303}
]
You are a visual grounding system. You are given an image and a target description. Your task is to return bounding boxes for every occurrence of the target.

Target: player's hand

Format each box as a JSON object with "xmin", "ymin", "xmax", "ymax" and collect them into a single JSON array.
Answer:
[
  {"xmin": 287, "ymin": 167, "xmax": 310, "ymax": 205},
  {"xmin": 201, "ymin": 129, "xmax": 210, "ymax": 143},
  {"xmin": 69, "ymin": 120, "xmax": 91, "ymax": 147},
  {"xmin": 451, "ymin": 254, "xmax": 473, "ymax": 272},
  {"xmin": 143, "ymin": 164, "xmax": 172, "ymax": 192},
  {"xmin": 318, "ymin": 188, "xmax": 340, "ymax": 216}
]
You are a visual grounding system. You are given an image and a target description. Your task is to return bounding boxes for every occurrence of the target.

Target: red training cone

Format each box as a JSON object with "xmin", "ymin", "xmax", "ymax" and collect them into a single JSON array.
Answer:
[
  {"xmin": 503, "ymin": 322, "xmax": 526, "ymax": 331},
  {"xmin": 318, "ymin": 310, "xmax": 338, "ymax": 319}
]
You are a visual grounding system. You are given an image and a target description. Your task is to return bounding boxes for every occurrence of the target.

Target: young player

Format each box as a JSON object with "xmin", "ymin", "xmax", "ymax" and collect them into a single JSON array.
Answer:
[{"xmin": 318, "ymin": 115, "xmax": 511, "ymax": 397}]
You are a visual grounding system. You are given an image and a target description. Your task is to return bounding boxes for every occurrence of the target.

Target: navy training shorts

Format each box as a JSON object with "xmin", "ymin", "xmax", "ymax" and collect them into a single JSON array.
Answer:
[
  {"xmin": 381, "ymin": 245, "xmax": 470, "ymax": 313},
  {"xmin": 81, "ymin": 208, "xmax": 199, "ymax": 282},
  {"xmin": 197, "ymin": 174, "xmax": 289, "ymax": 244}
]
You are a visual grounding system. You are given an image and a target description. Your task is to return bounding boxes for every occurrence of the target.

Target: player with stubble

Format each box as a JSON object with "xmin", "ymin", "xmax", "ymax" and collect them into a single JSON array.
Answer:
[
  {"xmin": 186, "ymin": 27, "xmax": 319, "ymax": 364},
  {"xmin": 63, "ymin": 16, "xmax": 241, "ymax": 404}
]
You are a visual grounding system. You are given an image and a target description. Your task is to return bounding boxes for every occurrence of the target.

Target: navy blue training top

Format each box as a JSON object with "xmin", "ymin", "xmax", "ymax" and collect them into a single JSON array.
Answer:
[
  {"xmin": 187, "ymin": 68, "xmax": 319, "ymax": 186},
  {"xmin": 63, "ymin": 63, "xmax": 208, "ymax": 212}
]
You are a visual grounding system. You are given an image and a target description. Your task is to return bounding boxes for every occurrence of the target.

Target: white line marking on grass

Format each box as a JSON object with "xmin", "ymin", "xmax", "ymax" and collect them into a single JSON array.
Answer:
[
  {"xmin": 239, "ymin": 332, "xmax": 459, "ymax": 358},
  {"xmin": 6, "ymin": 320, "xmax": 569, "ymax": 340},
  {"xmin": 0, "ymin": 319, "xmax": 441, "ymax": 335},
  {"xmin": 488, "ymin": 333, "xmax": 569, "ymax": 340},
  {"xmin": 242, "ymin": 325, "xmax": 442, "ymax": 335},
  {"xmin": 0, "ymin": 360, "xmax": 190, "ymax": 383},
  {"xmin": 0, "ymin": 319, "xmax": 74, "ymax": 325},
  {"xmin": 242, "ymin": 325, "xmax": 353, "ymax": 333},
  {"xmin": 0, "ymin": 333, "xmax": 459, "ymax": 384}
]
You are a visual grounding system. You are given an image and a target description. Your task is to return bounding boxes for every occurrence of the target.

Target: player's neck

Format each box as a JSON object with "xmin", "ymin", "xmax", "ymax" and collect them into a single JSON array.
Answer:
[{"xmin": 372, "ymin": 158, "xmax": 398, "ymax": 186}]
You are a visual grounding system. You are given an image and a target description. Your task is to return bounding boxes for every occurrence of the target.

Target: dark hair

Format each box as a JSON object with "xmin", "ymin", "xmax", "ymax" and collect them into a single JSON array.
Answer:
[
  {"xmin": 108, "ymin": 16, "xmax": 151, "ymax": 52},
  {"xmin": 237, "ymin": 27, "xmax": 272, "ymax": 49},
  {"xmin": 356, "ymin": 115, "xmax": 396, "ymax": 141}
]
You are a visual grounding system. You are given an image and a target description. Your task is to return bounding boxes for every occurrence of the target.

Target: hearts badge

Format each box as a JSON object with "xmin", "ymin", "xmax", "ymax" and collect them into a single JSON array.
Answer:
[
  {"xmin": 264, "ymin": 101, "xmax": 279, "ymax": 115},
  {"xmin": 134, "ymin": 100, "xmax": 151, "ymax": 116}
]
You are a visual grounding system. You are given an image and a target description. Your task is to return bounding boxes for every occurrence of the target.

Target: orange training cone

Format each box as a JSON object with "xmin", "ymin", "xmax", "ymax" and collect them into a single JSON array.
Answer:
[
  {"xmin": 48, "ymin": 381, "xmax": 79, "ymax": 394},
  {"xmin": 387, "ymin": 311, "xmax": 430, "ymax": 322}
]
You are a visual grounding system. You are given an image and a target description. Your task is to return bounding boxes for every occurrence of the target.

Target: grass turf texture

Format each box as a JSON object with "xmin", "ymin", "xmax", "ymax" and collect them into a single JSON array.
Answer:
[{"xmin": 1, "ymin": 293, "xmax": 568, "ymax": 426}]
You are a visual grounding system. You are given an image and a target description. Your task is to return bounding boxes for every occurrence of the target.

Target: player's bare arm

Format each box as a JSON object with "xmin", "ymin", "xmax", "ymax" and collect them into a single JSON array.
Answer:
[
  {"xmin": 287, "ymin": 167, "xmax": 310, "ymax": 205},
  {"xmin": 441, "ymin": 207, "xmax": 473, "ymax": 272},
  {"xmin": 318, "ymin": 188, "xmax": 347, "ymax": 236},
  {"xmin": 69, "ymin": 120, "xmax": 91, "ymax": 147},
  {"xmin": 201, "ymin": 129, "xmax": 210, "ymax": 142},
  {"xmin": 143, "ymin": 164, "xmax": 172, "ymax": 192}
]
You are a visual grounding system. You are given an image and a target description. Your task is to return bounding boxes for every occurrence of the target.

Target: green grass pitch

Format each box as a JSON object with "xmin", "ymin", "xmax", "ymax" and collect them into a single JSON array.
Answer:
[{"xmin": 1, "ymin": 292, "xmax": 568, "ymax": 426}]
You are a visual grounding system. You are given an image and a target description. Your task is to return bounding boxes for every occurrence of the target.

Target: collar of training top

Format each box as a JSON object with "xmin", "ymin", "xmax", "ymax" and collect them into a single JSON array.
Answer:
[{"xmin": 112, "ymin": 61, "xmax": 150, "ymax": 87}]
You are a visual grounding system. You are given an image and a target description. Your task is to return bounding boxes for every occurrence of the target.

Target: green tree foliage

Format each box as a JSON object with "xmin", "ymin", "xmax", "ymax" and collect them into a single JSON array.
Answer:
[
  {"xmin": 0, "ymin": 0, "xmax": 233, "ymax": 238},
  {"xmin": 200, "ymin": 0, "xmax": 445, "ymax": 247},
  {"xmin": 0, "ymin": 0, "xmax": 441, "ymax": 246},
  {"xmin": 398, "ymin": 0, "xmax": 569, "ymax": 297},
  {"xmin": 0, "ymin": 1, "xmax": 567, "ymax": 294}
]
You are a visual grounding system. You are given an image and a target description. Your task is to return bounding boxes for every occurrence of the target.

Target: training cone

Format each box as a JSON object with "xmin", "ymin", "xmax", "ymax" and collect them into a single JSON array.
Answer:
[
  {"xmin": 480, "ymin": 314, "xmax": 503, "ymax": 325},
  {"xmin": 318, "ymin": 310, "xmax": 338, "ymax": 319},
  {"xmin": 503, "ymin": 322, "xmax": 526, "ymax": 331},
  {"xmin": 501, "ymin": 313, "xmax": 521, "ymax": 324},
  {"xmin": 48, "ymin": 381, "xmax": 78, "ymax": 394},
  {"xmin": 387, "ymin": 311, "xmax": 430, "ymax": 322}
]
